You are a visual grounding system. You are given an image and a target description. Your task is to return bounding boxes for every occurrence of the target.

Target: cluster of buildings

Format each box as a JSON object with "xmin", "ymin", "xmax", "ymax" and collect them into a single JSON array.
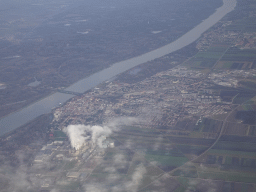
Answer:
[
  {"xmin": 53, "ymin": 66, "xmax": 235, "ymax": 131},
  {"xmin": 29, "ymin": 134, "xmax": 115, "ymax": 190},
  {"xmin": 33, "ymin": 62, "xmax": 250, "ymax": 190},
  {"xmin": 196, "ymin": 21, "xmax": 240, "ymax": 51},
  {"xmin": 235, "ymin": 32, "xmax": 256, "ymax": 49},
  {"xmin": 209, "ymin": 69, "xmax": 256, "ymax": 87}
]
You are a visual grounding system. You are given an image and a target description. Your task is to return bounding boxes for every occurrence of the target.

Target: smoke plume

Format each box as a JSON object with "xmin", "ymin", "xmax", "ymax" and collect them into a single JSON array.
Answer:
[{"xmin": 64, "ymin": 117, "xmax": 138, "ymax": 150}]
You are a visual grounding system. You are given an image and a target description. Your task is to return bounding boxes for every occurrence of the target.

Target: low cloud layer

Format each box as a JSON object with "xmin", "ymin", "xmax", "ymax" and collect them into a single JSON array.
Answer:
[{"xmin": 125, "ymin": 164, "xmax": 147, "ymax": 192}]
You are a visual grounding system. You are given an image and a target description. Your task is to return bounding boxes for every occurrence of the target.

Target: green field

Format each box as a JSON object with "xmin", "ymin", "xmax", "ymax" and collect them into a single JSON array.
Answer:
[
  {"xmin": 225, "ymin": 156, "xmax": 232, "ymax": 165},
  {"xmin": 222, "ymin": 47, "xmax": 256, "ymax": 62},
  {"xmin": 215, "ymin": 61, "xmax": 234, "ymax": 69},
  {"xmin": 54, "ymin": 130, "xmax": 67, "ymax": 138},
  {"xmin": 239, "ymin": 81, "xmax": 256, "ymax": 91},
  {"xmin": 183, "ymin": 45, "xmax": 228, "ymax": 69},
  {"xmin": 172, "ymin": 167, "xmax": 198, "ymax": 178},
  {"xmin": 186, "ymin": 57, "xmax": 217, "ymax": 68},
  {"xmin": 213, "ymin": 141, "xmax": 256, "ymax": 152},
  {"xmin": 57, "ymin": 181, "xmax": 81, "ymax": 191},
  {"xmin": 225, "ymin": 16, "xmax": 256, "ymax": 32},
  {"xmin": 145, "ymin": 155, "xmax": 188, "ymax": 167},
  {"xmin": 195, "ymin": 51, "xmax": 224, "ymax": 59},
  {"xmin": 63, "ymin": 160, "xmax": 78, "ymax": 170},
  {"xmin": 207, "ymin": 149, "xmax": 256, "ymax": 158},
  {"xmin": 194, "ymin": 118, "xmax": 222, "ymax": 133},
  {"xmin": 175, "ymin": 144, "xmax": 209, "ymax": 156},
  {"xmin": 199, "ymin": 171, "xmax": 256, "ymax": 183}
]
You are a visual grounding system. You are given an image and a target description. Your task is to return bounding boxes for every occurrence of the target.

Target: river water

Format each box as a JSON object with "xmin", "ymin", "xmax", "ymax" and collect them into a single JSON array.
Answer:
[{"xmin": 0, "ymin": 0, "xmax": 236, "ymax": 136}]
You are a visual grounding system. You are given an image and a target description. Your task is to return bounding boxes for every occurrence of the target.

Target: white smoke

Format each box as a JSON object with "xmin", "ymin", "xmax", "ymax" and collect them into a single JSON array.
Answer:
[
  {"xmin": 64, "ymin": 124, "xmax": 88, "ymax": 150},
  {"xmin": 64, "ymin": 117, "xmax": 138, "ymax": 150},
  {"xmin": 64, "ymin": 124, "xmax": 111, "ymax": 150}
]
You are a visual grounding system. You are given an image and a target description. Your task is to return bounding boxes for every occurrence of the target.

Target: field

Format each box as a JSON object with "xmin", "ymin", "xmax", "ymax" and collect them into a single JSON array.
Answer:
[
  {"xmin": 221, "ymin": 47, "xmax": 256, "ymax": 62},
  {"xmin": 225, "ymin": 16, "xmax": 256, "ymax": 32},
  {"xmin": 239, "ymin": 80, "xmax": 256, "ymax": 91},
  {"xmin": 183, "ymin": 45, "xmax": 228, "ymax": 69},
  {"xmin": 193, "ymin": 118, "xmax": 222, "ymax": 133},
  {"xmin": 191, "ymin": 132, "xmax": 256, "ymax": 184},
  {"xmin": 113, "ymin": 127, "xmax": 190, "ymax": 172},
  {"xmin": 212, "ymin": 140, "xmax": 256, "ymax": 152},
  {"xmin": 223, "ymin": 122, "xmax": 249, "ymax": 136},
  {"xmin": 199, "ymin": 171, "xmax": 256, "ymax": 183},
  {"xmin": 233, "ymin": 95, "xmax": 251, "ymax": 104},
  {"xmin": 214, "ymin": 61, "xmax": 234, "ymax": 69},
  {"xmin": 54, "ymin": 130, "xmax": 67, "ymax": 138}
]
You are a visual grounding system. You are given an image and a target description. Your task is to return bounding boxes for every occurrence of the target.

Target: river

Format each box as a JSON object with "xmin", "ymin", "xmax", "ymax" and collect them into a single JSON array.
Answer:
[{"xmin": 0, "ymin": 0, "xmax": 237, "ymax": 136}]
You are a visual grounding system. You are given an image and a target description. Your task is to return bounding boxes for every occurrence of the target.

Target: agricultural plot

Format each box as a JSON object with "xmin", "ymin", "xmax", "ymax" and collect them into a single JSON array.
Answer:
[
  {"xmin": 173, "ymin": 118, "xmax": 198, "ymax": 131},
  {"xmin": 165, "ymin": 118, "xmax": 221, "ymax": 157},
  {"xmin": 208, "ymin": 149, "xmax": 256, "ymax": 158},
  {"xmin": 107, "ymin": 120, "xmax": 256, "ymax": 188},
  {"xmin": 183, "ymin": 45, "xmax": 228, "ymax": 69},
  {"xmin": 230, "ymin": 62, "xmax": 254, "ymax": 70},
  {"xmin": 144, "ymin": 154, "xmax": 188, "ymax": 171},
  {"xmin": 207, "ymin": 46, "xmax": 229, "ymax": 52},
  {"xmin": 185, "ymin": 57, "xmax": 217, "ymax": 68},
  {"xmin": 212, "ymin": 114, "xmax": 230, "ymax": 122},
  {"xmin": 53, "ymin": 130, "xmax": 68, "ymax": 141},
  {"xmin": 221, "ymin": 47, "xmax": 256, "ymax": 62},
  {"xmin": 54, "ymin": 130, "xmax": 67, "ymax": 138},
  {"xmin": 192, "ymin": 134, "xmax": 256, "ymax": 183},
  {"xmin": 231, "ymin": 182, "xmax": 255, "ymax": 192},
  {"xmin": 85, "ymin": 150, "xmax": 167, "ymax": 191},
  {"xmin": 176, "ymin": 177, "xmax": 223, "ymax": 192},
  {"xmin": 174, "ymin": 144, "xmax": 209, "ymax": 156},
  {"xmin": 225, "ymin": 16, "xmax": 256, "ymax": 32},
  {"xmin": 235, "ymin": 110, "xmax": 256, "ymax": 125},
  {"xmin": 220, "ymin": 90, "xmax": 239, "ymax": 102},
  {"xmin": 248, "ymin": 97, "xmax": 256, "ymax": 106},
  {"xmin": 227, "ymin": 104, "xmax": 256, "ymax": 123},
  {"xmin": 166, "ymin": 136, "xmax": 215, "ymax": 156},
  {"xmin": 215, "ymin": 61, "xmax": 255, "ymax": 69},
  {"xmin": 176, "ymin": 177, "xmax": 255, "ymax": 192},
  {"xmin": 113, "ymin": 126, "xmax": 190, "ymax": 171},
  {"xmin": 172, "ymin": 164, "xmax": 198, "ymax": 178},
  {"xmin": 199, "ymin": 171, "xmax": 256, "ymax": 183},
  {"xmin": 194, "ymin": 118, "xmax": 222, "ymax": 133},
  {"xmin": 248, "ymin": 126, "xmax": 256, "ymax": 136},
  {"xmin": 84, "ymin": 173, "xmax": 128, "ymax": 190},
  {"xmin": 223, "ymin": 122, "xmax": 249, "ymax": 136},
  {"xmin": 63, "ymin": 160, "xmax": 78, "ymax": 171},
  {"xmin": 252, "ymin": 60, "xmax": 256, "ymax": 69},
  {"xmin": 127, "ymin": 153, "xmax": 164, "ymax": 176},
  {"xmin": 140, "ymin": 173, "xmax": 181, "ymax": 192},
  {"xmin": 194, "ymin": 51, "xmax": 224, "ymax": 59},
  {"xmin": 239, "ymin": 80, "xmax": 256, "ymax": 91},
  {"xmin": 214, "ymin": 61, "xmax": 234, "ymax": 69},
  {"xmin": 85, "ymin": 146, "xmax": 164, "ymax": 191},
  {"xmin": 242, "ymin": 104, "xmax": 254, "ymax": 111},
  {"xmin": 92, "ymin": 148, "xmax": 134, "ymax": 175},
  {"xmin": 57, "ymin": 181, "xmax": 81, "ymax": 191},
  {"xmin": 212, "ymin": 140, "xmax": 256, "ymax": 152},
  {"xmin": 167, "ymin": 136, "xmax": 215, "ymax": 146}
]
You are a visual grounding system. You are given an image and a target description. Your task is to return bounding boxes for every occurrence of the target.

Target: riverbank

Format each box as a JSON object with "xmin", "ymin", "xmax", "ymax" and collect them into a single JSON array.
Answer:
[{"xmin": 0, "ymin": 0, "xmax": 237, "ymax": 136}]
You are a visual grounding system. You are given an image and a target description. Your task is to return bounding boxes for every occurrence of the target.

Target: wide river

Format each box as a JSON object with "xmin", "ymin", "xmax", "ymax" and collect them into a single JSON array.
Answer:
[{"xmin": 0, "ymin": 0, "xmax": 237, "ymax": 136}]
